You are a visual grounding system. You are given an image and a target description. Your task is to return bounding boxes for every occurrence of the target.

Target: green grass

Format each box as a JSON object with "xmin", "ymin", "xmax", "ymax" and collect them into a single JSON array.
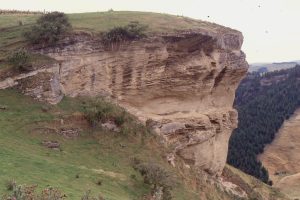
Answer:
[
  {"xmin": 68, "ymin": 11, "xmax": 214, "ymax": 33},
  {"xmin": 0, "ymin": 89, "xmax": 200, "ymax": 199},
  {"xmin": 0, "ymin": 11, "xmax": 216, "ymax": 34}
]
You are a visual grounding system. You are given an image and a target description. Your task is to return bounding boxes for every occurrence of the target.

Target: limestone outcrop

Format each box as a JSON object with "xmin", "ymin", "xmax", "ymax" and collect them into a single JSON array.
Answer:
[{"xmin": 0, "ymin": 25, "xmax": 248, "ymax": 175}]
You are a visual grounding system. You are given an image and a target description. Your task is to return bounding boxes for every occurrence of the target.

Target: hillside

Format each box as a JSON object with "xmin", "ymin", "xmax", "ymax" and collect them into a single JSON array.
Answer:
[
  {"xmin": 0, "ymin": 88, "xmax": 200, "ymax": 199},
  {"xmin": 249, "ymin": 62, "xmax": 299, "ymax": 73},
  {"xmin": 259, "ymin": 108, "xmax": 300, "ymax": 199},
  {"xmin": 0, "ymin": 88, "xmax": 289, "ymax": 200},
  {"xmin": 0, "ymin": 11, "xmax": 288, "ymax": 200},
  {"xmin": 228, "ymin": 65, "xmax": 300, "ymax": 184}
]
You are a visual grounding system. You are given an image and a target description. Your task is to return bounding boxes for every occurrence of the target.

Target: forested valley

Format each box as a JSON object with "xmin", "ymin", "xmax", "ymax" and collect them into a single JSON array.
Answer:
[{"xmin": 228, "ymin": 65, "xmax": 300, "ymax": 184}]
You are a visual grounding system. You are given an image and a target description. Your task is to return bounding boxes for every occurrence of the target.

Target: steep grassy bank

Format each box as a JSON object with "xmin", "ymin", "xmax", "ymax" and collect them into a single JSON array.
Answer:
[{"xmin": 0, "ymin": 89, "xmax": 200, "ymax": 199}]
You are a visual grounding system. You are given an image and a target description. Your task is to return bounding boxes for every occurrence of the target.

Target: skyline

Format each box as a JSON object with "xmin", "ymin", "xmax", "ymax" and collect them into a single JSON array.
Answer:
[{"xmin": 1, "ymin": 0, "xmax": 299, "ymax": 63}]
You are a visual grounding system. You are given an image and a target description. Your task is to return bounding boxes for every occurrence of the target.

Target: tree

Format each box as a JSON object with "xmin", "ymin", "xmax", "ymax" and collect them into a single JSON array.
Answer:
[{"xmin": 24, "ymin": 12, "xmax": 72, "ymax": 45}]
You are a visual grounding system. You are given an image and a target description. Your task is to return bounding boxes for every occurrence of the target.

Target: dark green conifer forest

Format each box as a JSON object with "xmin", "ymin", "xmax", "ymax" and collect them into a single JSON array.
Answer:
[{"xmin": 228, "ymin": 65, "xmax": 300, "ymax": 183}]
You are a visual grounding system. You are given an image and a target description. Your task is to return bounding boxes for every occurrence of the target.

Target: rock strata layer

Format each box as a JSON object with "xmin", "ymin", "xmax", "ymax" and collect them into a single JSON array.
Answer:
[{"xmin": 0, "ymin": 27, "xmax": 248, "ymax": 175}]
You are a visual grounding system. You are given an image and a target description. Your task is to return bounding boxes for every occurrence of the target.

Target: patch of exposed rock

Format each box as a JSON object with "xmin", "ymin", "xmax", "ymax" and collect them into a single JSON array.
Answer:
[
  {"xmin": 42, "ymin": 140, "xmax": 60, "ymax": 150},
  {"xmin": 0, "ymin": 26, "xmax": 248, "ymax": 175}
]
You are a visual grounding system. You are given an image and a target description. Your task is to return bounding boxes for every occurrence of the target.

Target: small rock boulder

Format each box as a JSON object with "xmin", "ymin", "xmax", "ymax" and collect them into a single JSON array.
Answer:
[
  {"xmin": 101, "ymin": 121, "xmax": 120, "ymax": 132},
  {"xmin": 59, "ymin": 128, "xmax": 80, "ymax": 138}
]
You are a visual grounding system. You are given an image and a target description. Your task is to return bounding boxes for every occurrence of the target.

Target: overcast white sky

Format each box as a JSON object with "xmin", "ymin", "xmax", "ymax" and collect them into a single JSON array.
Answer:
[{"xmin": 1, "ymin": 0, "xmax": 299, "ymax": 63}]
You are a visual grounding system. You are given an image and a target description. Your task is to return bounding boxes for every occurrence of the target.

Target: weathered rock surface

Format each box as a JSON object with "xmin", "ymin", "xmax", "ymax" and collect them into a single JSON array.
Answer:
[
  {"xmin": 0, "ymin": 26, "xmax": 248, "ymax": 175},
  {"xmin": 42, "ymin": 140, "xmax": 60, "ymax": 149}
]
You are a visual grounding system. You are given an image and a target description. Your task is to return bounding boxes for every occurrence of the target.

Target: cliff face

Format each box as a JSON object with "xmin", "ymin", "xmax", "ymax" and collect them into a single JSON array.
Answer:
[{"xmin": 0, "ymin": 27, "xmax": 248, "ymax": 175}]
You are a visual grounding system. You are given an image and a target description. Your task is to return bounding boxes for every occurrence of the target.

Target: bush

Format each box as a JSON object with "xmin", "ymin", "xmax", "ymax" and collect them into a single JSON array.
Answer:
[
  {"xmin": 24, "ymin": 12, "xmax": 72, "ymax": 45},
  {"xmin": 7, "ymin": 49, "xmax": 31, "ymax": 71},
  {"xmin": 102, "ymin": 22, "xmax": 147, "ymax": 46},
  {"xmin": 82, "ymin": 98, "xmax": 150, "ymax": 138},
  {"xmin": 132, "ymin": 160, "xmax": 175, "ymax": 200},
  {"xmin": 83, "ymin": 98, "xmax": 128, "ymax": 128},
  {"xmin": 83, "ymin": 99, "xmax": 115, "ymax": 127}
]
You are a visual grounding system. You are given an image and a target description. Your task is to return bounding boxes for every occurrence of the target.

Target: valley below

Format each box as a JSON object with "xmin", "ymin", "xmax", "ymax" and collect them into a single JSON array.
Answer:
[{"xmin": 259, "ymin": 108, "xmax": 300, "ymax": 199}]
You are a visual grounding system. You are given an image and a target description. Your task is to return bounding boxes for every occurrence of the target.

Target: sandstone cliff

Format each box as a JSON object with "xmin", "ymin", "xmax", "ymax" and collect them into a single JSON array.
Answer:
[{"xmin": 0, "ymin": 25, "xmax": 248, "ymax": 175}]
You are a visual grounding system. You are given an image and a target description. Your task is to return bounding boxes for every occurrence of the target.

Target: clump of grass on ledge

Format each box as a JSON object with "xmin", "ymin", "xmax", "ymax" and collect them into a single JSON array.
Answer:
[{"xmin": 101, "ymin": 22, "xmax": 147, "ymax": 48}]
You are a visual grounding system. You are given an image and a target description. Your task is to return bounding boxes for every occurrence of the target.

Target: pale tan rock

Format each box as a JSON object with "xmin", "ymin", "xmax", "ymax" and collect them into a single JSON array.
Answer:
[{"xmin": 0, "ymin": 27, "xmax": 248, "ymax": 175}]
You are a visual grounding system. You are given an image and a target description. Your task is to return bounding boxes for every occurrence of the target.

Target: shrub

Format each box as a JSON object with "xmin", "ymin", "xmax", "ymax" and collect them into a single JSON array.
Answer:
[
  {"xmin": 83, "ymin": 98, "xmax": 128, "ymax": 128},
  {"xmin": 102, "ymin": 22, "xmax": 147, "ymax": 46},
  {"xmin": 132, "ymin": 160, "xmax": 175, "ymax": 200},
  {"xmin": 7, "ymin": 49, "xmax": 31, "ymax": 71},
  {"xmin": 82, "ymin": 98, "xmax": 150, "ymax": 139},
  {"xmin": 83, "ymin": 99, "xmax": 115, "ymax": 127},
  {"xmin": 24, "ymin": 12, "xmax": 72, "ymax": 45}
]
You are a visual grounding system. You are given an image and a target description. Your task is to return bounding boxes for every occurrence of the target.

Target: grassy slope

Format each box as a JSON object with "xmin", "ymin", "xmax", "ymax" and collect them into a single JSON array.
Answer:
[
  {"xmin": 0, "ymin": 89, "xmax": 201, "ymax": 199},
  {"xmin": 67, "ymin": 11, "xmax": 214, "ymax": 33},
  {"xmin": 0, "ymin": 11, "xmax": 216, "ymax": 34}
]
